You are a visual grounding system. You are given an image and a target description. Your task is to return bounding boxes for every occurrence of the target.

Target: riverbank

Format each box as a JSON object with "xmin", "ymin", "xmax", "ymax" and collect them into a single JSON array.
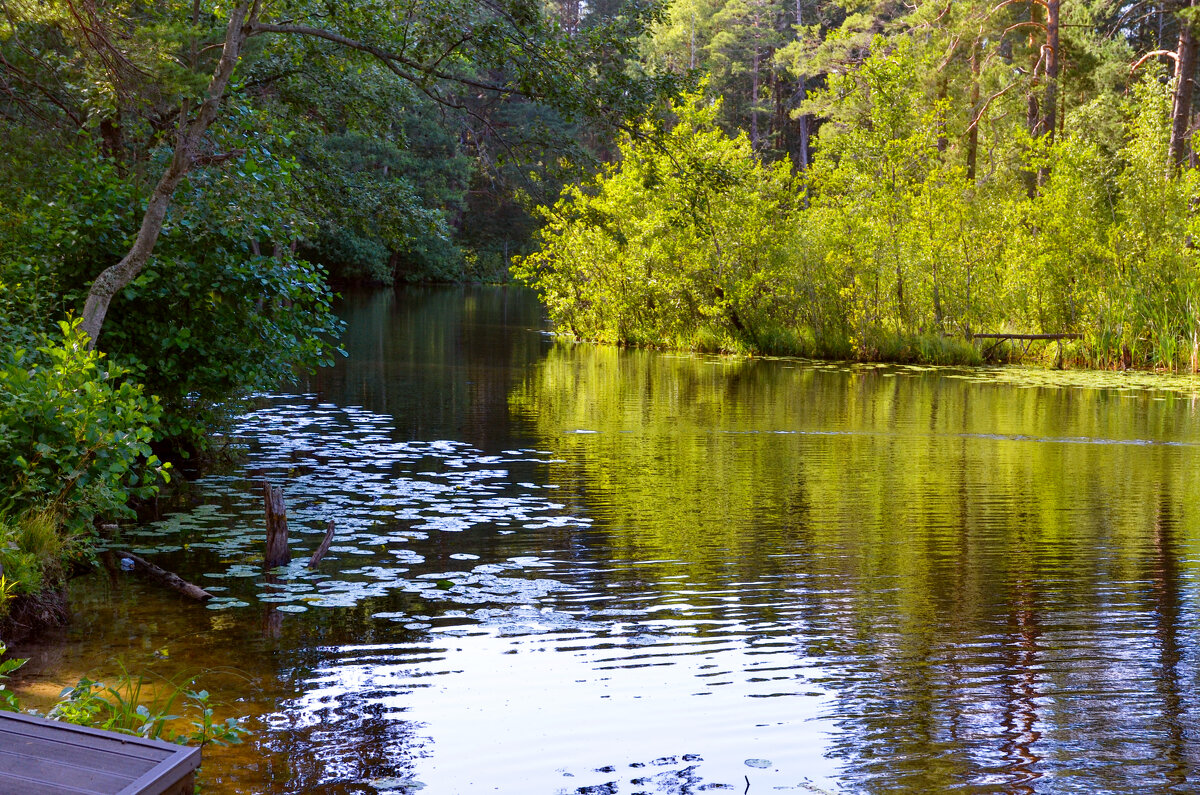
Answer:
[
  {"xmin": 548, "ymin": 324, "xmax": 1188, "ymax": 374},
  {"xmin": 0, "ymin": 591, "xmax": 69, "ymax": 648}
]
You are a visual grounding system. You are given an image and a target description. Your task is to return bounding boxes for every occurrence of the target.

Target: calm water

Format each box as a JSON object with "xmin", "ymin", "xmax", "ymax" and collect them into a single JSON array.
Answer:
[{"xmin": 14, "ymin": 286, "xmax": 1200, "ymax": 794}]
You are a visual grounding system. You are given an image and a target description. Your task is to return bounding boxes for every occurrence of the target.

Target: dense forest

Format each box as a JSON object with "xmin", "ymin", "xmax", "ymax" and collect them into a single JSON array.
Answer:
[
  {"xmin": 520, "ymin": 1, "xmax": 1200, "ymax": 370},
  {"xmin": 2, "ymin": 1, "xmax": 1200, "ymax": 633}
]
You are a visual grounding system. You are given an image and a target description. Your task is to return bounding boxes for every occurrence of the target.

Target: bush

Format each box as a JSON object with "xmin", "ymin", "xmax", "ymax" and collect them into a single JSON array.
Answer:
[
  {"xmin": 0, "ymin": 319, "xmax": 169, "ymax": 534},
  {"xmin": 515, "ymin": 89, "xmax": 802, "ymax": 350}
]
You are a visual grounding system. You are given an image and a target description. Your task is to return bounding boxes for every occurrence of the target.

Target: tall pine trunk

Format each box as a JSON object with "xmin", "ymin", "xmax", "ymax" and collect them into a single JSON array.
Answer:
[
  {"xmin": 1041, "ymin": 0, "xmax": 1059, "ymax": 143},
  {"xmin": 967, "ymin": 39, "xmax": 980, "ymax": 182},
  {"xmin": 1170, "ymin": 0, "xmax": 1199, "ymax": 169},
  {"xmin": 1037, "ymin": 0, "xmax": 1059, "ymax": 186}
]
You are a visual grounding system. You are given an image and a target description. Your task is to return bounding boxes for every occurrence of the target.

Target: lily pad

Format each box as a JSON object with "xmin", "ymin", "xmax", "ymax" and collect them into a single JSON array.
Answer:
[{"xmin": 206, "ymin": 600, "xmax": 250, "ymax": 610}]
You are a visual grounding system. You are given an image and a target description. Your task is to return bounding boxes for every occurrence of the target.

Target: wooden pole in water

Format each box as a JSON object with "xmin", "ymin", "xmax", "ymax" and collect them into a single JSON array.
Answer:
[
  {"xmin": 307, "ymin": 520, "xmax": 336, "ymax": 569},
  {"xmin": 263, "ymin": 481, "xmax": 291, "ymax": 568}
]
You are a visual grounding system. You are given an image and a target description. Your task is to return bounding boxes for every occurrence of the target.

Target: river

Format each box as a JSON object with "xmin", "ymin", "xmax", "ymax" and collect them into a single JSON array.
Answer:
[{"xmin": 13, "ymin": 285, "xmax": 1200, "ymax": 794}]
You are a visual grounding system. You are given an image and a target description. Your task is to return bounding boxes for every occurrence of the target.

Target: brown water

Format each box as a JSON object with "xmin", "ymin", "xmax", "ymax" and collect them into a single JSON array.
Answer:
[{"xmin": 14, "ymin": 286, "xmax": 1200, "ymax": 794}]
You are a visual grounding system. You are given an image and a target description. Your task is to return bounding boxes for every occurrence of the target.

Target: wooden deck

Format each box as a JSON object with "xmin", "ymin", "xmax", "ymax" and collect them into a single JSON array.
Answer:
[{"xmin": 0, "ymin": 711, "xmax": 200, "ymax": 795}]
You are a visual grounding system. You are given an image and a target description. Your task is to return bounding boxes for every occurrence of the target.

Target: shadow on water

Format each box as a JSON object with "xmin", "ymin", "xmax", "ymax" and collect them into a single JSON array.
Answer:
[
  {"xmin": 12, "ymin": 286, "xmax": 1200, "ymax": 794},
  {"xmin": 305, "ymin": 285, "xmax": 552, "ymax": 447}
]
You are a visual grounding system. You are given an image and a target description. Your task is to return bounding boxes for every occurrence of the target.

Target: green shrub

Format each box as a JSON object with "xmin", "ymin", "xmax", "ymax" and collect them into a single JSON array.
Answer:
[
  {"xmin": 515, "ymin": 89, "xmax": 802, "ymax": 352},
  {"xmin": 303, "ymin": 225, "xmax": 393, "ymax": 285},
  {"xmin": 4, "ymin": 139, "xmax": 344, "ymax": 455},
  {"xmin": 0, "ymin": 319, "xmax": 169, "ymax": 533}
]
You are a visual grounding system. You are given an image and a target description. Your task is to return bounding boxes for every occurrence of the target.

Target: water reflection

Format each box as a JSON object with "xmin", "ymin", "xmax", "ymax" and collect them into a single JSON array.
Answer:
[
  {"xmin": 513, "ymin": 342, "xmax": 1200, "ymax": 793},
  {"xmin": 12, "ymin": 287, "xmax": 1200, "ymax": 794}
]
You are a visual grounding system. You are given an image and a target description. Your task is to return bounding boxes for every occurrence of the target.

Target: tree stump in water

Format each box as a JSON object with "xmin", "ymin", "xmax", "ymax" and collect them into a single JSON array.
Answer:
[{"xmin": 263, "ymin": 482, "xmax": 291, "ymax": 568}]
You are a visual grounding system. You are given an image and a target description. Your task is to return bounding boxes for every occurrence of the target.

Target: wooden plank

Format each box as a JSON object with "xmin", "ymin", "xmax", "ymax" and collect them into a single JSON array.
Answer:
[
  {"xmin": 0, "ymin": 713, "xmax": 173, "ymax": 759},
  {"xmin": 0, "ymin": 712, "xmax": 201, "ymax": 795},
  {"xmin": 0, "ymin": 774, "xmax": 100, "ymax": 795},
  {"xmin": 0, "ymin": 748, "xmax": 138, "ymax": 792},
  {"xmin": 116, "ymin": 746, "xmax": 200, "ymax": 795},
  {"xmin": 0, "ymin": 732, "xmax": 160, "ymax": 774},
  {"xmin": 0, "ymin": 719, "xmax": 172, "ymax": 764}
]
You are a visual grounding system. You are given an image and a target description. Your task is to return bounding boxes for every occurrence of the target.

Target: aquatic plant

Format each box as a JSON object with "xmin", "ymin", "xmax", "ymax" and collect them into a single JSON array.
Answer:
[
  {"xmin": 0, "ymin": 642, "xmax": 247, "ymax": 747},
  {"xmin": 50, "ymin": 670, "xmax": 249, "ymax": 747}
]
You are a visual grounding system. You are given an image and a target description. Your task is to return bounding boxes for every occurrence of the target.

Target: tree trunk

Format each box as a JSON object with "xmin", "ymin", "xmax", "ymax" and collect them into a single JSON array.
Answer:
[
  {"xmin": 1023, "ymin": 0, "xmax": 1042, "ymax": 198},
  {"xmin": 114, "ymin": 551, "xmax": 214, "ymax": 601},
  {"xmin": 794, "ymin": 0, "xmax": 810, "ymax": 170},
  {"xmin": 263, "ymin": 481, "xmax": 292, "ymax": 568},
  {"xmin": 751, "ymin": 43, "xmax": 761, "ymax": 150},
  {"xmin": 308, "ymin": 520, "xmax": 337, "ymax": 568},
  {"xmin": 1171, "ymin": 0, "xmax": 1200, "ymax": 169},
  {"xmin": 967, "ymin": 40, "xmax": 981, "ymax": 182},
  {"xmin": 1041, "ymin": 0, "xmax": 1059, "ymax": 143},
  {"xmin": 936, "ymin": 75, "xmax": 949, "ymax": 154},
  {"xmin": 80, "ymin": 3, "xmax": 253, "ymax": 347},
  {"xmin": 558, "ymin": 0, "xmax": 580, "ymax": 35},
  {"xmin": 1037, "ymin": 0, "xmax": 1060, "ymax": 186},
  {"xmin": 1026, "ymin": 0, "xmax": 1041, "ymax": 138},
  {"xmin": 99, "ymin": 114, "xmax": 122, "ymax": 163}
]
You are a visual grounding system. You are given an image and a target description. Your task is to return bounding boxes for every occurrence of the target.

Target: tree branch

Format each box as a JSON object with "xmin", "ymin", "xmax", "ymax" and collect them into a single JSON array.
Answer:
[
  {"xmin": 247, "ymin": 22, "xmax": 531, "ymax": 98},
  {"xmin": 967, "ymin": 79, "xmax": 1022, "ymax": 133},
  {"xmin": 1131, "ymin": 49, "xmax": 1179, "ymax": 73}
]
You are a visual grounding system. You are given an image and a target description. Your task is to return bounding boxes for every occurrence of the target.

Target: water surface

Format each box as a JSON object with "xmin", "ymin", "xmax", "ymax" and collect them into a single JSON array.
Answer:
[{"xmin": 14, "ymin": 286, "xmax": 1200, "ymax": 794}]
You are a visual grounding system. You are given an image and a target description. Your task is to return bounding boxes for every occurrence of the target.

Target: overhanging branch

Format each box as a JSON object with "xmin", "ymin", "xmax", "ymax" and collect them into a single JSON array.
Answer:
[{"xmin": 247, "ymin": 21, "xmax": 538, "ymax": 99}]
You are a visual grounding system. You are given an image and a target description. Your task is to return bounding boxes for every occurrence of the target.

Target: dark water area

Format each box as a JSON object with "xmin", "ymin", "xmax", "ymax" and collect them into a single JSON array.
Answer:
[{"xmin": 14, "ymin": 286, "xmax": 1200, "ymax": 794}]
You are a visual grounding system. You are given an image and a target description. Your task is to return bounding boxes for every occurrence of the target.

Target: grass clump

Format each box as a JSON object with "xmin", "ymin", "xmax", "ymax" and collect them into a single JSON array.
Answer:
[{"xmin": 0, "ymin": 511, "xmax": 66, "ymax": 613}]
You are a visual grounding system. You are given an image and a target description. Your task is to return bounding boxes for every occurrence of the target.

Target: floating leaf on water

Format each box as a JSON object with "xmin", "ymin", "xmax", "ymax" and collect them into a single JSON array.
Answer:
[
  {"xmin": 206, "ymin": 600, "xmax": 250, "ymax": 610},
  {"xmin": 744, "ymin": 759, "xmax": 772, "ymax": 769},
  {"xmin": 309, "ymin": 597, "xmax": 360, "ymax": 608},
  {"xmin": 275, "ymin": 604, "xmax": 308, "ymax": 613},
  {"xmin": 369, "ymin": 777, "xmax": 425, "ymax": 791}
]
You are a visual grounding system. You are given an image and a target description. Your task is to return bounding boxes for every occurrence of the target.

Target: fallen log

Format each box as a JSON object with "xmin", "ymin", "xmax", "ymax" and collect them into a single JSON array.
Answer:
[
  {"xmin": 114, "ymin": 551, "xmax": 213, "ymax": 601},
  {"xmin": 973, "ymin": 332, "xmax": 1082, "ymax": 362},
  {"xmin": 307, "ymin": 520, "xmax": 336, "ymax": 569}
]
